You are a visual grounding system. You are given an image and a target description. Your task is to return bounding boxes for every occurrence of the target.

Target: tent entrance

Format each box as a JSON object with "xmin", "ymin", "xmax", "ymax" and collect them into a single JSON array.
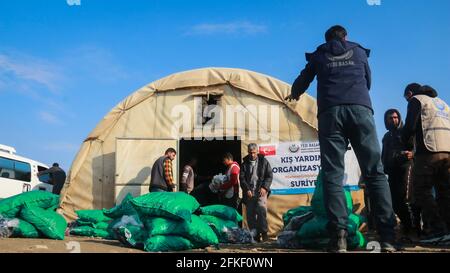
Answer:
[
  {"xmin": 179, "ymin": 137, "xmax": 241, "ymax": 205},
  {"xmin": 114, "ymin": 138, "xmax": 178, "ymax": 204}
]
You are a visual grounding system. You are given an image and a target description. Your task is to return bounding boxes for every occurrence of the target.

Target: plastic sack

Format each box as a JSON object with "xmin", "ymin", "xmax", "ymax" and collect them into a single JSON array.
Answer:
[
  {"xmin": 70, "ymin": 226, "xmax": 112, "ymax": 239},
  {"xmin": 0, "ymin": 216, "xmax": 19, "ymax": 238},
  {"xmin": 114, "ymin": 225, "xmax": 147, "ymax": 249},
  {"xmin": 297, "ymin": 214, "xmax": 361, "ymax": 240},
  {"xmin": 283, "ymin": 206, "xmax": 313, "ymax": 226},
  {"xmin": 0, "ymin": 191, "xmax": 60, "ymax": 218},
  {"xmin": 298, "ymin": 231, "xmax": 366, "ymax": 250},
  {"xmin": 144, "ymin": 235, "xmax": 194, "ymax": 252},
  {"xmin": 222, "ymin": 227, "xmax": 254, "ymax": 244},
  {"xmin": 20, "ymin": 205, "xmax": 67, "ymax": 240},
  {"xmin": 284, "ymin": 212, "xmax": 314, "ymax": 231},
  {"xmin": 107, "ymin": 214, "xmax": 143, "ymax": 231},
  {"xmin": 12, "ymin": 218, "xmax": 40, "ymax": 238},
  {"xmin": 208, "ymin": 174, "xmax": 227, "ymax": 194},
  {"xmin": 199, "ymin": 215, "xmax": 238, "ymax": 243},
  {"xmin": 143, "ymin": 215, "xmax": 218, "ymax": 248},
  {"xmin": 277, "ymin": 231, "xmax": 302, "ymax": 249},
  {"xmin": 199, "ymin": 205, "xmax": 243, "ymax": 222},
  {"xmin": 131, "ymin": 192, "xmax": 200, "ymax": 222},
  {"xmin": 311, "ymin": 172, "xmax": 353, "ymax": 217},
  {"xmin": 103, "ymin": 193, "xmax": 137, "ymax": 219},
  {"xmin": 75, "ymin": 220, "xmax": 110, "ymax": 230},
  {"xmin": 76, "ymin": 209, "xmax": 112, "ymax": 224}
]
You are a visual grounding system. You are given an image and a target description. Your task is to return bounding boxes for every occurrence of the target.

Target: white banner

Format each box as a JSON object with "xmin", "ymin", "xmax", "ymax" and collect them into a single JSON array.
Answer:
[{"xmin": 259, "ymin": 141, "xmax": 361, "ymax": 195}]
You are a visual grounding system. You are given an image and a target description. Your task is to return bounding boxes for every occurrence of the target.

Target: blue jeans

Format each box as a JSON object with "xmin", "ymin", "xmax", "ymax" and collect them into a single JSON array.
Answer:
[{"xmin": 318, "ymin": 105, "xmax": 396, "ymax": 241}]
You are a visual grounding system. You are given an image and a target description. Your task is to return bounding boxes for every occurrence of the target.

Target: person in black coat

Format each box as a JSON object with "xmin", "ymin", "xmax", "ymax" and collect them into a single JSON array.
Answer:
[
  {"xmin": 381, "ymin": 109, "xmax": 414, "ymax": 236},
  {"xmin": 240, "ymin": 143, "xmax": 273, "ymax": 242}
]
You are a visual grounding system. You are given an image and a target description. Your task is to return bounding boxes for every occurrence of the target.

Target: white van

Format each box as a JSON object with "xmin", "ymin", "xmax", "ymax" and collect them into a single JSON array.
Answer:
[{"xmin": 0, "ymin": 144, "xmax": 53, "ymax": 199}]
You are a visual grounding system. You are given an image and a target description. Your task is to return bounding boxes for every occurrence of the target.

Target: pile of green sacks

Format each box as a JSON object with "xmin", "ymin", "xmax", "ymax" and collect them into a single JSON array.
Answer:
[
  {"xmin": 69, "ymin": 192, "xmax": 236, "ymax": 252},
  {"xmin": 279, "ymin": 172, "xmax": 367, "ymax": 250},
  {"xmin": 0, "ymin": 191, "xmax": 67, "ymax": 240},
  {"xmin": 197, "ymin": 204, "xmax": 243, "ymax": 243}
]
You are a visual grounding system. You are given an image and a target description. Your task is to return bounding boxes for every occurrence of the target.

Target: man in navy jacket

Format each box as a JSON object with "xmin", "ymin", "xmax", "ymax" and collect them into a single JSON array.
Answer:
[{"xmin": 287, "ymin": 25, "xmax": 397, "ymax": 252}]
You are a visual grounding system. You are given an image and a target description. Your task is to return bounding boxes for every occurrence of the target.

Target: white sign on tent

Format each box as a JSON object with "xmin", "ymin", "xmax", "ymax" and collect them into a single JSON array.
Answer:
[{"xmin": 259, "ymin": 141, "xmax": 361, "ymax": 195}]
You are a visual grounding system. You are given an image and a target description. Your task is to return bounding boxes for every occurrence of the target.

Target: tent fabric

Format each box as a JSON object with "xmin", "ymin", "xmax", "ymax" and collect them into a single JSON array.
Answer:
[{"xmin": 58, "ymin": 67, "xmax": 356, "ymax": 236}]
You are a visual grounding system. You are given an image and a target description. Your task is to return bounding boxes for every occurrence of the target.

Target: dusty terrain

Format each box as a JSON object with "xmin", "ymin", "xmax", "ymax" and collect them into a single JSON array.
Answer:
[{"xmin": 0, "ymin": 235, "xmax": 448, "ymax": 253}]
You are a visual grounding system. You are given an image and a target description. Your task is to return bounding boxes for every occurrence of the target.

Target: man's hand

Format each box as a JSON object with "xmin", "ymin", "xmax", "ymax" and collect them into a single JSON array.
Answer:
[
  {"xmin": 259, "ymin": 187, "xmax": 267, "ymax": 197},
  {"xmin": 285, "ymin": 94, "xmax": 299, "ymax": 101},
  {"xmin": 247, "ymin": 191, "xmax": 253, "ymax": 199},
  {"xmin": 403, "ymin": 151, "xmax": 414, "ymax": 160}
]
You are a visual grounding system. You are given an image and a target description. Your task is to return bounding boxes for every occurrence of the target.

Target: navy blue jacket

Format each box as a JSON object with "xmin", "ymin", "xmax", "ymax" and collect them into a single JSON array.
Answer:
[{"xmin": 291, "ymin": 40, "xmax": 372, "ymax": 114}]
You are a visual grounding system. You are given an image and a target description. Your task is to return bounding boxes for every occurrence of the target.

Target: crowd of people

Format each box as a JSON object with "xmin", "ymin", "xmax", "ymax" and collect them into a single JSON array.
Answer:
[
  {"xmin": 148, "ymin": 25, "xmax": 450, "ymax": 252},
  {"xmin": 149, "ymin": 145, "xmax": 273, "ymax": 243}
]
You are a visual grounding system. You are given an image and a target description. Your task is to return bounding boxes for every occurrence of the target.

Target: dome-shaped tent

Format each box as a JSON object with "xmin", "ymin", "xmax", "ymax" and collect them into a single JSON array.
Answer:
[{"xmin": 59, "ymin": 67, "xmax": 332, "ymax": 235}]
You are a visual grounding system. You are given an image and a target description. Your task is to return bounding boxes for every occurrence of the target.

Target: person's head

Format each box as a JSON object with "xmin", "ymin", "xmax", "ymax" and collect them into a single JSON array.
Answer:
[
  {"xmin": 165, "ymin": 148, "xmax": 177, "ymax": 161},
  {"xmin": 325, "ymin": 25, "xmax": 347, "ymax": 42},
  {"xmin": 384, "ymin": 109, "xmax": 401, "ymax": 130},
  {"xmin": 404, "ymin": 83, "xmax": 422, "ymax": 101},
  {"xmin": 188, "ymin": 157, "xmax": 198, "ymax": 167},
  {"xmin": 247, "ymin": 143, "xmax": 258, "ymax": 161},
  {"xmin": 52, "ymin": 163, "xmax": 59, "ymax": 168},
  {"xmin": 222, "ymin": 152, "xmax": 234, "ymax": 166}
]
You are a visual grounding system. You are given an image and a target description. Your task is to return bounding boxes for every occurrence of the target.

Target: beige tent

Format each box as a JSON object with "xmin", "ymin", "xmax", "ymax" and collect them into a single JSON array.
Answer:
[{"xmin": 59, "ymin": 67, "xmax": 364, "ymax": 236}]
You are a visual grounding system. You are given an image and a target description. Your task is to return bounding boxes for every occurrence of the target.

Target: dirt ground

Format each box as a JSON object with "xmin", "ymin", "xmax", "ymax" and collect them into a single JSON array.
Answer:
[{"xmin": 1, "ymin": 235, "xmax": 449, "ymax": 253}]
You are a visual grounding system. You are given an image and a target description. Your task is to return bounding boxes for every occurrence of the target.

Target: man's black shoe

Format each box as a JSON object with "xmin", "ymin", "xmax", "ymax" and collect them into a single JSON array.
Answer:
[
  {"xmin": 261, "ymin": 232, "xmax": 269, "ymax": 242},
  {"xmin": 327, "ymin": 230, "xmax": 347, "ymax": 253}
]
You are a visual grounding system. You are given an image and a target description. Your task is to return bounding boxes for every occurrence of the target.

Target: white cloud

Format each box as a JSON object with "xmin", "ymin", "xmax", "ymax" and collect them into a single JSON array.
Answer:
[
  {"xmin": 185, "ymin": 21, "xmax": 267, "ymax": 36},
  {"xmin": 0, "ymin": 53, "xmax": 63, "ymax": 94},
  {"xmin": 38, "ymin": 111, "xmax": 64, "ymax": 125}
]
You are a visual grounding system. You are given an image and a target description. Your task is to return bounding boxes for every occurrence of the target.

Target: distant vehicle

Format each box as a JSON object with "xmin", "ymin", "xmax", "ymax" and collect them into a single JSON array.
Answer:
[{"xmin": 0, "ymin": 144, "xmax": 53, "ymax": 199}]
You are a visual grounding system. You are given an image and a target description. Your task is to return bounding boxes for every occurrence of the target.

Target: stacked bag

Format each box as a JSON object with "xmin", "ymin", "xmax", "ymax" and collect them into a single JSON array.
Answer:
[
  {"xmin": 69, "ymin": 192, "xmax": 220, "ymax": 252},
  {"xmin": 277, "ymin": 172, "xmax": 367, "ymax": 250},
  {"xmin": 196, "ymin": 204, "xmax": 246, "ymax": 243},
  {"xmin": 0, "ymin": 191, "xmax": 67, "ymax": 240}
]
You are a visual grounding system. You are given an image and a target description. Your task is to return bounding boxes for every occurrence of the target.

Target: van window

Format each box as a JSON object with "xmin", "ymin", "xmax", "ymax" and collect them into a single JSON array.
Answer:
[
  {"xmin": 0, "ymin": 156, "xmax": 31, "ymax": 182},
  {"xmin": 38, "ymin": 166, "xmax": 51, "ymax": 184}
]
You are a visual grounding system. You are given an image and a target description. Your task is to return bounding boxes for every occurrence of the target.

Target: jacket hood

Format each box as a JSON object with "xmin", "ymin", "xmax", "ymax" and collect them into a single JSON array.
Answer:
[
  {"xmin": 384, "ymin": 109, "xmax": 403, "ymax": 131},
  {"xmin": 414, "ymin": 85, "xmax": 438, "ymax": 98},
  {"xmin": 316, "ymin": 40, "xmax": 370, "ymax": 57}
]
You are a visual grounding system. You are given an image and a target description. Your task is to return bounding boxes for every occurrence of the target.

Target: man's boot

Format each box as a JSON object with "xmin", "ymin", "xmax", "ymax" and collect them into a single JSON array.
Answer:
[
  {"xmin": 327, "ymin": 229, "xmax": 347, "ymax": 253},
  {"xmin": 261, "ymin": 232, "xmax": 269, "ymax": 242}
]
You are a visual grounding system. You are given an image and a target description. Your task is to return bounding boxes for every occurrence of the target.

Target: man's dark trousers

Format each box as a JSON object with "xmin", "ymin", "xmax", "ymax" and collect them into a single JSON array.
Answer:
[{"xmin": 319, "ymin": 105, "xmax": 397, "ymax": 241}]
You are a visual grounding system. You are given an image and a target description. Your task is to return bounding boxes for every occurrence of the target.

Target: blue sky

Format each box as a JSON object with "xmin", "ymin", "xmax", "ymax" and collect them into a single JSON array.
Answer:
[{"xmin": 1, "ymin": 0, "xmax": 449, "ymax": 170}]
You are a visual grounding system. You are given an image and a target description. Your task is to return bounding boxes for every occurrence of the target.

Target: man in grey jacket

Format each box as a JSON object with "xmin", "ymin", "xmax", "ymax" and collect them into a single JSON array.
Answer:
[{"xmin": 240, "ymin": 143, "xmax": 273, "ymax": 242}]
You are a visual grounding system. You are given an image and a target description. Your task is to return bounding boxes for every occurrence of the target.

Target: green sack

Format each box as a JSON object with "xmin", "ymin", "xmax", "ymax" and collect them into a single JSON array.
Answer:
[
  {"xmin": 199, "ymin": 215, "xmax": 238, "ymax": 243},
  {"xmin": 144, "ymin": 235, "xmax": 193, "ymax": 252},
  {"xmin": 311, "ymin": 172, "xmax": 353, "ymax": 217},
  {"xmin": 282, "ymin": 206, "xmax": 313, "ymax": 226},
  {"xmin": 20, "ymin": 205, "xmax": 67, "ymax": 240},
  {"xmin": 299, "ymin": 233, "xmax": 366, "ymax": 250},
  {"xmin": 70, "ymin": 226, "xmax": 112, "ymax": 239},
  {"xmin": 143, "ymin": 215, "xmax": 218, "ymax": 248},
  {"xmin": 0, "ymin": 191, "xmax": 60, "ymax": 218},
  {"xmin": 76, "ymin": 220, "xmax": 110, "ymax": 230},
  {"xmin": 297, "ymin": 214, "xmax": 361, "ymax": 240},
  {"xmin": 131, "ymin": 192, "xmax": 200, "ymax": 222},
  {"xmin": 76, "ymin": 209, "xmax": 112, "ymax": 223},
  {"xmin": 12, "ymin": 219, "xmax": 40, "ymax": 238},
  {"xmin": 103, "ymin": 193, "xmax": 137, "ymax": 219},
  {"xmin": 106, "ymin": 214, "xmax": 143, "ymax": 240},
  {"xmin": 348, "ymin": 231, "xmax": 367, "ymax": 249},
  {"xmin": 199, "ymin": 205, "xmax": 243, "ymax": 222}
]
